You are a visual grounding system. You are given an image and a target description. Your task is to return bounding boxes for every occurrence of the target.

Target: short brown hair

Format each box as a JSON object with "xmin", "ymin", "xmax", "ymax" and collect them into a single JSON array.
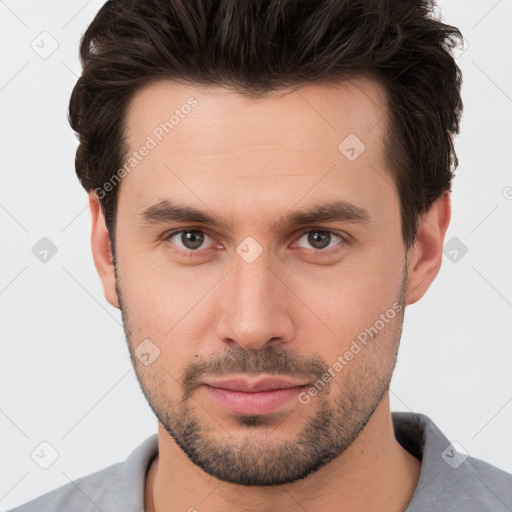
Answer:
[{"xmin": 69, "ymin": 0, "xmax": 463, "ymax": 248}]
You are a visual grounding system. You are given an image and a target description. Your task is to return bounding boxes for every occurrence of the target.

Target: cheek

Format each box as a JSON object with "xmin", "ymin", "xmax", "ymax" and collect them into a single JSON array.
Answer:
[
  {"xmin": 133, "ymin": 356, "xmax": 184, "ymax": 411},
  {"xmin": 288, "ymin": 260, "xmax": 402, "ymax": 335},
  {"xmin": 116, "ymin": 238, "xmax": 214, "ymax": 320},
  {"xmin": 117, "ymin": 272, "xmax": 215, "ymax": 377}
]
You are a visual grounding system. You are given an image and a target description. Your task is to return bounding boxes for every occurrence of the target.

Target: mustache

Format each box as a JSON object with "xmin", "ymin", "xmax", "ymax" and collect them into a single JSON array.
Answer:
[{"xmin": 182, "ymin": 345, "xmax": 329, "ymax": 400}]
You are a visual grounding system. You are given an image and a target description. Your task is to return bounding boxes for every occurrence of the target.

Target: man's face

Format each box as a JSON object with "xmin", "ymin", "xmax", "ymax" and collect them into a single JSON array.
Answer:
[{"xmin": 113, "ymin": 78, "xmax": 408, "ymax": 485}]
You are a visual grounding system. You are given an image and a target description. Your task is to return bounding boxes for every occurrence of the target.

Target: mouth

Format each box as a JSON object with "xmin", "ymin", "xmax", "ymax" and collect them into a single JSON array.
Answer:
[{"xmin": 201, "ymin": 376, "xmax": 310, "ymax": 416}]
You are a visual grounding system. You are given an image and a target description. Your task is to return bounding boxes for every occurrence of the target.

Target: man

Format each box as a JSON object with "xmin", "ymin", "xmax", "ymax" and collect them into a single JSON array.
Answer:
[{"xmin": 9, "ymin": 0, "xmax": 512, "ymax": 511}]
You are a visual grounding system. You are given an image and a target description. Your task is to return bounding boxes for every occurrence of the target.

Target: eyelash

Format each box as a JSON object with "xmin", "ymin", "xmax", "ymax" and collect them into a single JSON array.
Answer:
[{"xmin": 164, "ymin": 228, "xmax": 347, "ymax": 258}]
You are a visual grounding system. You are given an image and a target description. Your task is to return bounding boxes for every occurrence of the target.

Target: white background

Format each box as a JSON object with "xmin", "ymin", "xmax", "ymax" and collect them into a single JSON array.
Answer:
[{"xmin": 1, "ymin": 0, "xmax": 511, "ymax": 509}]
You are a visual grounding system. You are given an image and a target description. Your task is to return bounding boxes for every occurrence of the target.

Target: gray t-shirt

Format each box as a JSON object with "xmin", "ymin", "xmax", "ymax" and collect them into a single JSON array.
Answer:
[{"xmin": 7, "ymin": 412, "xmax": 512, "ymax": 511}]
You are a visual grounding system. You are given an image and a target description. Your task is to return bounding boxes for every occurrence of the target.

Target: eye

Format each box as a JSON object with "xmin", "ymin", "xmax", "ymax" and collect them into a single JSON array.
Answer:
[
  {"xmin": 295, "ymin": 230, "xmax": 344, "ymax": 251},
  {"xmin": 166, "ymin": 229, "xmax": 216, "ymax": 253},
  {"xmin": 164, "ymin": 228, "xmax": 346, "ymax": 258}
]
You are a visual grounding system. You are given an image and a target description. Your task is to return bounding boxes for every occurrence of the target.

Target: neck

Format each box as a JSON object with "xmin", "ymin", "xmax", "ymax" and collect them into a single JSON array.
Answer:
[{"xmin": 145, "ymin": 393, "xmax": 421, "ymax": 512}]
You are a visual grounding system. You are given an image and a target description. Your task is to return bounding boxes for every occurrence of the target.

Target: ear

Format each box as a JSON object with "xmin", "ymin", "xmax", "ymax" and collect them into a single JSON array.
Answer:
[
  {"xmin": 405, "ymin": 192, "xmax": 451, "ymax": 305},
  {"xmin": 89, "ymin": 192, "xmax": 119, "ymax": 308}
]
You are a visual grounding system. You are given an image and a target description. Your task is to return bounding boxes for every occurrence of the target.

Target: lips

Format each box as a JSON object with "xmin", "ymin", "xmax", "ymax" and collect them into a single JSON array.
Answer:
[
  {"xmin": 203, "ymin": 376, "xmax": 308, "ymax": 392},
  {"xmin": 201, "ymin": 376, "xmax": 309, "ymax": 415}
]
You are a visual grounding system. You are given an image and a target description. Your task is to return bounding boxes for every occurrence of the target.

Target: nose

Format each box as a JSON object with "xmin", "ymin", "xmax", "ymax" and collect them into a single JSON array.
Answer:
[{"xmin": 215, "ymin": 252, "xmax": 295, "ymax": 351}]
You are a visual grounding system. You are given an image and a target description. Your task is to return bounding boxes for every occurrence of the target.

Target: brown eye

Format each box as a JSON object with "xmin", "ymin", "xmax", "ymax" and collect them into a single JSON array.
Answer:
[
  {"xmin": 296, "ymin": 230, "xmax": 343, "ymax": 251},
  {"xmin": 168, "ymin": 230, "xmax": 211, "ymax": 251}
]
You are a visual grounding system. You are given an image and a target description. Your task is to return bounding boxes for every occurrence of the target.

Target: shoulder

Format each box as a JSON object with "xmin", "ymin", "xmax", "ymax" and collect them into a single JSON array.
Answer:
[
  {"xmin": 455, "ymin": 454, "xmax": 512, "ymax": 510},
  {"xmin": 6, "ymin": 461, "xmax": 124, "ymax": 512},
  {"xmin": 410, "ymin": 451, "xmax": 512, "ymax": 511},
  {"xmin": 6, "ymin": 434, "xmax": 158, "ymax": 512},
  {"xmin": 394, "ymin": 411, "xmax": 512, "ymax": 512}
]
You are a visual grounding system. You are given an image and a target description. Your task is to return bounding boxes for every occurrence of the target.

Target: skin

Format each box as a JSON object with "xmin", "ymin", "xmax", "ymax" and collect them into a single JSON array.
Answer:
[{"xmin": 89, "ymin": 77, "xmax": 450, "ymax": 512}]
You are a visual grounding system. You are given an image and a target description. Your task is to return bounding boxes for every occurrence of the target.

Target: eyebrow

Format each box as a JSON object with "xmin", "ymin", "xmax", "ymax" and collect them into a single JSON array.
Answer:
[
  {"xmin": 272, "ymin": 200, "xmax": 372, "ymax": 230},
  {"xmin": 140, "ymin": 200, "xmax": 228, "ymax": 228},
  {"xmin": 139, "ymin": 199, "xmax": 372, "ymax": 232}
]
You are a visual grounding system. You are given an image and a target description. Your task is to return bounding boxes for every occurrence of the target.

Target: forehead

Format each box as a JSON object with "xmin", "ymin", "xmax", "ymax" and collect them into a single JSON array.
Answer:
[
  {"xmin": 124, "ymin": 77, "xmax": 387, "ymax": 153},
  {"xmin": 119, "ymin": 77, "xmax": 395, "ymax": 225}
]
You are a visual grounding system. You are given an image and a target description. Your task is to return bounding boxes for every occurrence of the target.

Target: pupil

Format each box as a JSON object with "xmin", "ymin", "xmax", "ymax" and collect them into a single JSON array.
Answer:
[
  {"xmin": 308, "ymin": 231, "xmax": 330, "ymax": 249},
  {"xmin": 182, "ymin": 231, "xmax": 204, "ymax": 249}
]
